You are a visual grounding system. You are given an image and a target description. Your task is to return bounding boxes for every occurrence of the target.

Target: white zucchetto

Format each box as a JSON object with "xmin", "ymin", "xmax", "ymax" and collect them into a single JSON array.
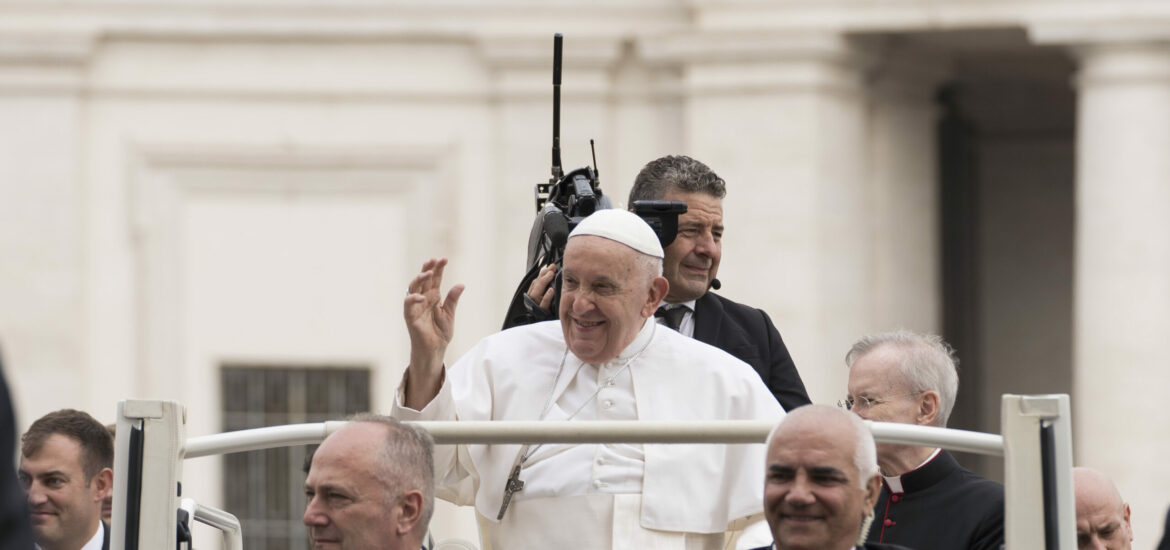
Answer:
[{"xmin": 568, "ymin": 209, "xmax": 664, "ymax": 259}]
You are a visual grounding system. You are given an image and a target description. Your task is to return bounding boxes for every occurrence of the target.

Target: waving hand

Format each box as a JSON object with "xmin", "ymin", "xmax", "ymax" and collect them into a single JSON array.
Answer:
[{"xmin": 403, "ymin": 257, "xmax": 465, "ymax": 409}]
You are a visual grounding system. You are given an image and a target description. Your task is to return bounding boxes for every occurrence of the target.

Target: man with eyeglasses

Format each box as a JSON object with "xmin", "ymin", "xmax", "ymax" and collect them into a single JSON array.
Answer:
[{"xmin": 842, "ymin": 331, "xmax": 1003, "ymax": 550}]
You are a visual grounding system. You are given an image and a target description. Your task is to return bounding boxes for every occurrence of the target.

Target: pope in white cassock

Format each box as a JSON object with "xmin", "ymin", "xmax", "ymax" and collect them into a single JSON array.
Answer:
[{"xmin": 392, "ymin": 209, "xmax": 784, "ymax": 549}]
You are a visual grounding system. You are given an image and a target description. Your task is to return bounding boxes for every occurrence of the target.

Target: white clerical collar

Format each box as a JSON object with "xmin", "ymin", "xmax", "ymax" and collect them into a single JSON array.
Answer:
[
  {"xmin": 608, "ymin": 317, "xmax": 657, "ymax": 365},
  {"xmin": 882, "ymin": 447, "xmax": 941, "ymax": 493},
  {"xmin": 658, "ymin": 299, "xmax": 697, "ymax": 312}
]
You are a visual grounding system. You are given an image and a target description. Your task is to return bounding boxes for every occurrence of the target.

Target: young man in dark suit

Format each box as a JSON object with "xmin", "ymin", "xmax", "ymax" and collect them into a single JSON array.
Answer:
[
  {"xmin": 528, "ymin": 155, "xmax": 810, "ymax": 411},
  {"xmin": 19, "ymin": 409, "xmax": 113, "ymax": 550}
]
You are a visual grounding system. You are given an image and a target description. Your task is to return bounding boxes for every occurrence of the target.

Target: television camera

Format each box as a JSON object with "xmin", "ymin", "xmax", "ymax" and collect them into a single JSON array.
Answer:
[{"xmin": 501, "ymin": 34, "xmax": 687, "ymax": 330}]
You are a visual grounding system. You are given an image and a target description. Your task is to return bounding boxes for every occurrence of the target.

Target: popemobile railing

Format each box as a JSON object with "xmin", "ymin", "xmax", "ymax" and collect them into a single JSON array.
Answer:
[{"xmin": 108, "ymin": 394, "xmax": 1076, "ymax": 550}]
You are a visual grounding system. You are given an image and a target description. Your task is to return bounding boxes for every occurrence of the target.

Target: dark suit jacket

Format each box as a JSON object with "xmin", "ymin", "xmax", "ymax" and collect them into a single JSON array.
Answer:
[
  {"xmin": 749, "ymin": 543, "xmax": 912, "ymax": 550},
  {"xmin": 1158, "ymin": 505, "xmax": 1170, "ymax": 550},
  {"xmin": 102, "ymin": 520, "xmax": 111, "ymax": 550},
  {"xmin": 693, "ymin": 292, "xmax": 810, "ymax": 411},
  {"xmin": 0, "ymin": 351, "xmax": 35, "ymax": 549}
]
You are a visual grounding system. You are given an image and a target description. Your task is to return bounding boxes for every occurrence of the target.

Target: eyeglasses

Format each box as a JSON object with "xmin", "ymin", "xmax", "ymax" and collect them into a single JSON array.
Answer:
[{"xmin": 837, "ymin": 391, "xmax": 923, "ymax": 411}]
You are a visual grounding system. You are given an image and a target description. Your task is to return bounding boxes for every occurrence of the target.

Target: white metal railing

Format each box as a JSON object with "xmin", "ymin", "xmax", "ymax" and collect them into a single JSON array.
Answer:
[
  {"xmin": 184, "ymin": 419, "xmax": 1004, "ymax": 459},
  {"xmin": 116, "ymin": 395, "xmax": 1073, "ymax": 549},
  {"xmin": 180, "ymin": 498, "xmax": 243, "ymax": 550}
]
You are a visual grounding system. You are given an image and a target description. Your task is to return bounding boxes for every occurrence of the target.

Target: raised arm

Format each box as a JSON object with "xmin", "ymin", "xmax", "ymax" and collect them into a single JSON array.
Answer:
[{"xmin": 403, "ymin": 258, "xmax": 465, "ymax": 410}]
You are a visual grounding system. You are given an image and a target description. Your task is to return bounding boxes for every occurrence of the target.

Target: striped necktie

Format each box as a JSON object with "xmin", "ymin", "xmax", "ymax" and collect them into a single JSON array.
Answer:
[{"xmin": 655, "ymin": 305, "xmax": 688, "ymax": 331}]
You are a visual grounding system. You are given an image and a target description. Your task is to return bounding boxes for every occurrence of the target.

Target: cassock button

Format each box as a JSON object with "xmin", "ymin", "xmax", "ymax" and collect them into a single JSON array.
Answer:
[
  {"xmin": 891, "ymin": 494, "xmax": 901, "ymax": 503},
  {"xmin": 883, "ymin": 519, "xmax": 896, "ymax": 527}
]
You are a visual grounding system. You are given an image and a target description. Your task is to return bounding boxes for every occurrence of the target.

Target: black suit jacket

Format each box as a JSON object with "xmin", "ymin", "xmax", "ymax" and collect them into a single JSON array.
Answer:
[
  {"xmin": 0, "ymin": 351, "xmax": 35, "ymax": 549},
  {"xmin": 1157, "ymin": 505, "xmax": 1170, "ymax": 550},
  {"xmin": 102, "ymin": 520, "xmax": 111, "ymax": 550},
  {"xmin": 693, "ymin": 292, "xmax": 810, "ymax": 411},
  {"xmin": 749, "ymin": 544, "xmax": 912, "ymax": 550}
]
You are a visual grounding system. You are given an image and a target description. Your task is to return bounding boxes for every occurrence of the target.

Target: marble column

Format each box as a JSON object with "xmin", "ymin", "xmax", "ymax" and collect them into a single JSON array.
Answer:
[
  {"xmin": 648, "ymin": 32, "xmax": 943, "ymax": 403},
  {"xmin": 1069, "ymin": 38, "xmax": 1170, "ymax": 544},
  {"xmin": 864, "ymin": 45, "xmax": 949, "ymax": 335}
]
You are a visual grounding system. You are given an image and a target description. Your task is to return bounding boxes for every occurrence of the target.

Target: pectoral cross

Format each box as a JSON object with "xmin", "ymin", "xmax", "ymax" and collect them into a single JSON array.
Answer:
[{"xmin": 496, "ymin": 462, "xmax": 526, "ymax": 520}]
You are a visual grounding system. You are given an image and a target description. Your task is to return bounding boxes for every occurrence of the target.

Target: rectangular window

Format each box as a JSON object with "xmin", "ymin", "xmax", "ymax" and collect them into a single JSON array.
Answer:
[{"xmin": 221, "ymin": 365, "xmax": 370, "ymax": 550}]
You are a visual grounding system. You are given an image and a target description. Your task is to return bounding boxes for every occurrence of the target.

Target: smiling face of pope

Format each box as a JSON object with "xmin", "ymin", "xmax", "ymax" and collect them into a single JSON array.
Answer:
[{"xmin": 559, "ymin": 235, "xmax": 668, "ymax": 365}]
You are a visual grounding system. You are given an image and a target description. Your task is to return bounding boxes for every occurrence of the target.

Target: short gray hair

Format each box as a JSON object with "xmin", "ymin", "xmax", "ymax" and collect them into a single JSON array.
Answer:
[
  {"xmin": 845, "ymin": 331, "xmax": 960, "ymax": 427},
  {"xmin": 767, "ymin": 405, "xmax": 878, "ymax": 489},
  {"xmin": 634, "ymin": 252, "xmax": 664, "ymax": 280},
  {"xmin": 628, "ymin": 155, "xmax": 727, "ymax": 204},
  {"xmin": 347, "ymin": 413, "xmax": 435, "ymax": 537},
  {"xmin": 845, "ymin": 410, "xmax": 880, "ymax": 485}
]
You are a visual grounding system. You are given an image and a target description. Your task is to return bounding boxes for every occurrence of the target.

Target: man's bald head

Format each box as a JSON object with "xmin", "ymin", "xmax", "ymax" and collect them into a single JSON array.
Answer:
[
  {"xmin": 303, "ymin": 416, "xmax": 434, "ymax": 550},
  {"xmin": 1073, "ymin": 467, "xmax": 1132, "ymax": 550},
  {"xmin": 763, "ymin": 405, "xmax": 881, "ymax": 550}
]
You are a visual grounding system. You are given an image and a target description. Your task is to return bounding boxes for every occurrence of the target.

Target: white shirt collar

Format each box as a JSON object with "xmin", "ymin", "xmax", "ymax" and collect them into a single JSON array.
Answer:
[
  {"xmin": 608, "ymin": 317, "xmax": 657, "ymax": 365},
  {"xmin": 882, "ymin": 447, "xmax": 942, "ymax": 493},
  {"xmin": 38, "ymin": 520, "xmax": 104, "ymax": 550},
  {"xmin": 659, "ymin": 299, "xmax": 697, "ymax": 311},
  {"xmin": 81, "ymin": 520, "xmax": 104, "ymax": 550}
]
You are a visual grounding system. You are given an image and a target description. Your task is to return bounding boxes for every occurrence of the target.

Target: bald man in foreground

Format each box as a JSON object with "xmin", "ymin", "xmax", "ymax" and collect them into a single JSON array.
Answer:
[
  {"xmin": 303, "ymin": 415, "xmax": 434, "ymax": 550},
  {"xmin": 753, "ymin": 405, "xmax": 909, "ymax": 550},
  {"xmin": 1074, "ymin": 467, "xmax": 1133, "ymax": 550}
]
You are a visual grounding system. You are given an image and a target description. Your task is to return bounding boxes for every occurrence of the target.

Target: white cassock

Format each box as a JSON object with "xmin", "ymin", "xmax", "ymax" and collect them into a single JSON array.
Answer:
[{"xmin": 392, "ymin": 318, "xmax": 784, "ymax": 550}]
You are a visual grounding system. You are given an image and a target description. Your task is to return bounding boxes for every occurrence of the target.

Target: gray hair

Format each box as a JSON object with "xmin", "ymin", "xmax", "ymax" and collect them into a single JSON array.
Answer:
[
  {"xmin": 628, "ymin": 155, "xmax": 727, "ymax": 204},
  {"xmin": 767, "ymin": 405, "xmax": 878, "ymax": 489},
  {"xmin": 845, "ymin": 411, "xmax": 879, "ymax": 485},
  {"xmin": 347, "ymin": 413, "xmax": 436, "ymax": 537},
  {"xmin": 845, "ymin": 331, "xmax": 960, "ymax": 427},
  {"xmin": 634, "ymin": 252, "xmax": 664, "ymax": 280}
]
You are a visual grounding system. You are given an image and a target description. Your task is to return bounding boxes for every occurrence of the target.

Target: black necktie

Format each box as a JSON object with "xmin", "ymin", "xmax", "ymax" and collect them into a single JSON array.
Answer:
[{"xmin": 655, "ymin": 306, "xmax": 688, "ymax": 331}]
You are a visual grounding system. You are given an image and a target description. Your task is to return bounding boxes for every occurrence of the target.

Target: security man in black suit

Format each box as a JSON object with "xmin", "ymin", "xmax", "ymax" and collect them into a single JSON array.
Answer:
[{"xmin": 527, "ymin": 155, "xmax": 810, "ymax": 410}]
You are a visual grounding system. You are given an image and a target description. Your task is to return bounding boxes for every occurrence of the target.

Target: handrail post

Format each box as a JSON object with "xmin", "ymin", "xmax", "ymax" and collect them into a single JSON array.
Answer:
[
  {"xmin": 1001, "ymin": 394, "xmax": 1075, "ymax": 549},
  {"xmin": 111, "ymin": 400, "xmax": 186, "ymax": 550}
]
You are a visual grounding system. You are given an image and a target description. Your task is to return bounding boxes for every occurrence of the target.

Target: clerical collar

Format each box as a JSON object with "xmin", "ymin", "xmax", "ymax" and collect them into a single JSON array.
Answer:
[
  {"xmin": 882, "ymin": 447, "xmax": 941, "ymax": 493},
  {"xmin": 657, "ymin": 299, "xmax": 697, "ymax": 312},
  {"xmin": 604, "ymin": 317, "xmax": 658, "ymax": 365}
]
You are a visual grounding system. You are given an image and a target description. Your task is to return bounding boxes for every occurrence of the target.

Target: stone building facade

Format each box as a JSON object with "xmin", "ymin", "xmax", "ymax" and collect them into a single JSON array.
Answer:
[{"xmin": 1, "ymin": 0, "xmax": 1167, "ymax": 546}]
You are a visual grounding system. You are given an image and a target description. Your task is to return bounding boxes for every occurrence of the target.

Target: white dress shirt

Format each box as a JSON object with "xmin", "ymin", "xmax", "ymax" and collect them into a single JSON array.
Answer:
[{"xmin": 37, "ymin": 520, "xmax": 104, "ymax": 550}]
